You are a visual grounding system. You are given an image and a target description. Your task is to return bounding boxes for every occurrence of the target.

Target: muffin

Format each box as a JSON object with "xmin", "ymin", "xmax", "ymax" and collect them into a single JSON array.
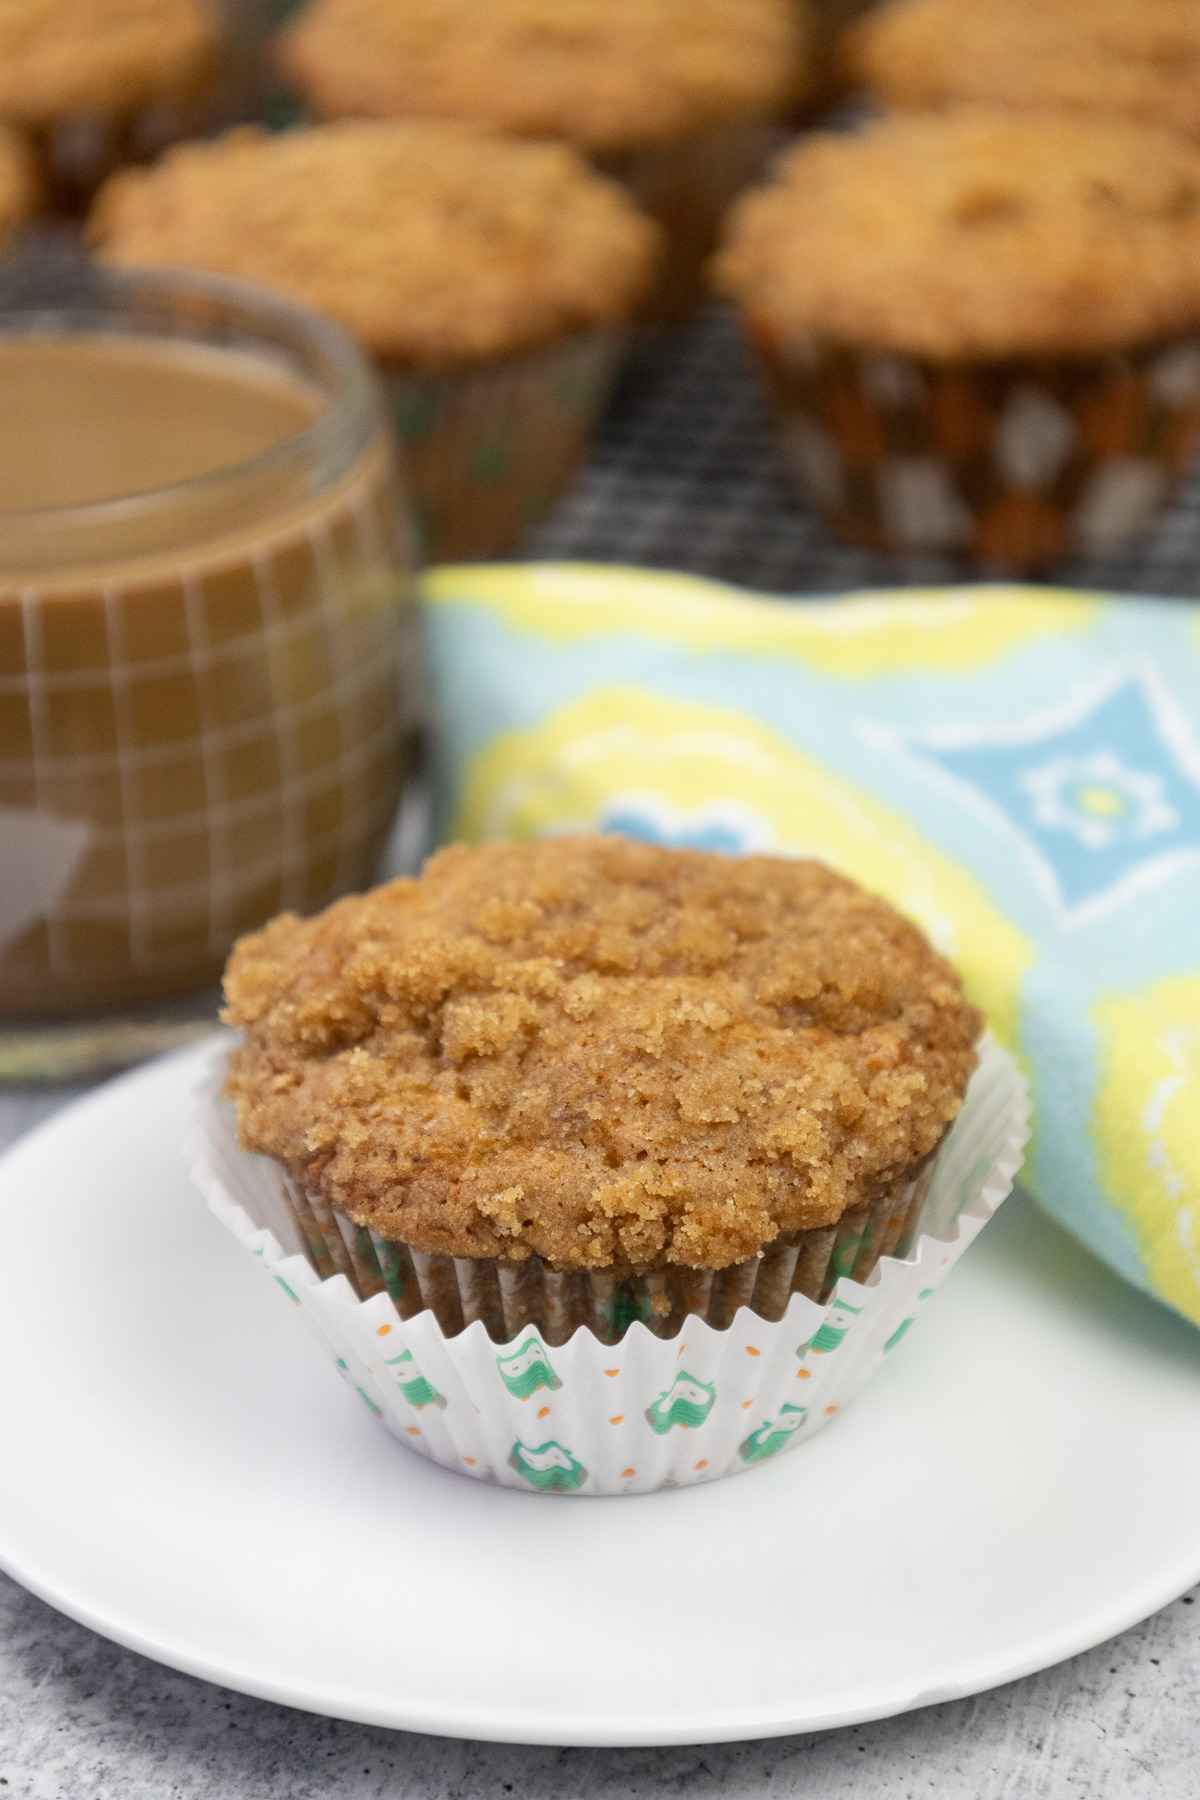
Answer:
[
  {"xmin": 846, "ymin": 0, "xmax": 1200, "ymax": 141},
  {"xmin": 223, "ymin": 837, "xmax": 980, "ymax": 1332},
  {"xmin": 0, "ymin": 124, "xmax": 37, "ymax": 247},
  {"xmin": 89, "ymin": 121, "xmax": 658, "ymax": 561},
  {"xmin": 0, "ymin": 0, "xmax": 221, "ymax": 210},
  {"xmin": 196, "ymin": 837, "xmax": 1027, "ymax": 1493},
  {"xmin": 714, "ymin": 110, "xmax": 1200, "ymax": 568},
  {"xmin": 275, "ymin": 0, "xmax": 809, "ymax": 320}
]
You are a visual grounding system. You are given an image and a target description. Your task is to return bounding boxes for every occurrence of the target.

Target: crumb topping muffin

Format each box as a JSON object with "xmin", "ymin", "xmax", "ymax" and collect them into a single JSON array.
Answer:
[
  {"xmin": 846, "ymin": 0, "xmax": 1200, "ymax": 142},
  {"xmin": 0, "ymin": 123, "xmax": 37, "ymax": 241},
  {"xmin": 89, "ymin": 120, "xmax": 659, "ymax": 364},
  {"xmin": 276, "ymin": 0, "xmax": 804, "ymax": 152},
  {"xmin": 224, "ymin": 837, "xmax": 980, "ymax": 1273},
  {"xmin": 0, "ymin": 0, "xmax": 218, "ymax": 124},
  {"xmin": 714, "ymin": 111, "xmax": 1200, "ymax": 359}
]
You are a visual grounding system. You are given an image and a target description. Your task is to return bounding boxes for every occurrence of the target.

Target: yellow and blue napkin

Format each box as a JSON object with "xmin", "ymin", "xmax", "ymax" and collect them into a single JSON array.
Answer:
[{"xmin": 425, "ymin": 565, "xmax": 1200, "ymax": 1329}]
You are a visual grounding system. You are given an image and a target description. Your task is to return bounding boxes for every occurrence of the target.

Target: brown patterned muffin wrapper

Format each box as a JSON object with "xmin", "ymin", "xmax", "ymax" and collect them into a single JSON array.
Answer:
[
  {"xmin": 745, "ymin": 324, "xmax": 1200, "ymax": 569},
  {"xmin": 381, "ymin": 329, "xmax": 624, "ymax": 563},
  {"xmin": 275, "ymin": 1156, "xmax": 935, "ymax": 1347},
  {"xmin": 601, "ymin": 121, "xmax": 775, "ymax": 323}
]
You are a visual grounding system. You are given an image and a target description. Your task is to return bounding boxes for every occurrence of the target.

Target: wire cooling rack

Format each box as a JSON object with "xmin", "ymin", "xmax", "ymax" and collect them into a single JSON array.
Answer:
[
  {"xmin": 9, "ymin": 299, "xmax": 1198, "ymax": 1082},
  {"xmin": 529, "ymin": 304, "xmax": 1200, "ymax": 599}
]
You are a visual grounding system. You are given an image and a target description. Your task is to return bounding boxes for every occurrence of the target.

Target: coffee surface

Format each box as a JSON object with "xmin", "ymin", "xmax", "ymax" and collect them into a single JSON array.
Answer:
[{"xmin": 0, "ymin": 335, "xmax": 322, "ymax": 513}]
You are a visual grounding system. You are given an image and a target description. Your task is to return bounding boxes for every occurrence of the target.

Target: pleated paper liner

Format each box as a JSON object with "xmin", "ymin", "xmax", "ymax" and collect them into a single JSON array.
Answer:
[
  {"xmin": 192, "ymin": 1033, "xmax": 1028, "ymax": 1494},
  {"xmin": 274, "ymin": 1158, "xmax": 933, "ymax": 1347},
  {"xmin": 385, "ymin": 329, "xmax": 624, "ymax": 562},
  {"xmin": 744, "ymin": 323, "xmax": 1200, "ymax": 568}
]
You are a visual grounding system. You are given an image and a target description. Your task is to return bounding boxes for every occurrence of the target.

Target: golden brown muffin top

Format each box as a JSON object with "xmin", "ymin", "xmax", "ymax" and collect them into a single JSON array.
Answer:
[
  {"xmin": 223, "ymin": 837, "xmax": 979, "ymax": 1273},
  {"xmin": 0, "ymin": 124, "xmax": 37, "ymax": 243},
  {"xmin": 846, "ymin": 0, "xmax": 1200, "ymax": 141},
  {"xmin": 0, "ymin": 0, "xmax": 218, "ymax": 124},
  {"xmin": 89, "ymin": 121, "xmax": 659, "ymax": 365},
  {"xmin": 277, "ymin": 0, "xmax": 806, "ymax": 152},
  {"xmin": 714, "ymin": 110, "xmax": 1200, "ymax": 359}
]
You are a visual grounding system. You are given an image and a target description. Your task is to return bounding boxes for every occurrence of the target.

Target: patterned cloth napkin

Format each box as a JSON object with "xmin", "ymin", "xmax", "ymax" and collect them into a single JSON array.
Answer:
[{"xmin": 423, "ymin": 565, "xmax": 1200, "ymax": 1330}]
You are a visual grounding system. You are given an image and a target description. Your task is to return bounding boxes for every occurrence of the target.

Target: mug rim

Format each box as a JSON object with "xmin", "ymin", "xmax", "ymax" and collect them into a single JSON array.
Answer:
[{"xmin": 0, "ymin": 260, "xmax": 380, "ymax": 535}]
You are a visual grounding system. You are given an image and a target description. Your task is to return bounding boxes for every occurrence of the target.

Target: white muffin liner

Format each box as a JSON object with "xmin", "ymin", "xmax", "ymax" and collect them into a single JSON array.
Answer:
[
  {"xmin": 744, "ymin": 328, "xmax": 1200, "ymax": 567},
  {"xmin": 190, "ymin": 1033, "xmax": 1027, "ymax": 1495}
]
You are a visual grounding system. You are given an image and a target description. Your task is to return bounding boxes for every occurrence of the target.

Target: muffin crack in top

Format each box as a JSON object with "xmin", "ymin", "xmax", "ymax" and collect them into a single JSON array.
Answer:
[{"xmin": 224, "ymin": 838, "xmax": 980, "ymax": 1272}]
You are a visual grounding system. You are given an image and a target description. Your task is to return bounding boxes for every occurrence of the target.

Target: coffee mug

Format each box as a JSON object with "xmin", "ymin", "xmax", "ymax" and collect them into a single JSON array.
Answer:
[{"xmin": 0, "ymin": 264, "xmax": 418, "ymax": 1017}]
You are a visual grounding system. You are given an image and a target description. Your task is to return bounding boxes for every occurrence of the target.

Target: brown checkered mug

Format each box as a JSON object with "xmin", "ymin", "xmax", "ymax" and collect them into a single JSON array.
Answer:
[{"xmin": 0, "ymin": 265, "xmax": 417, "ymax": 1016}]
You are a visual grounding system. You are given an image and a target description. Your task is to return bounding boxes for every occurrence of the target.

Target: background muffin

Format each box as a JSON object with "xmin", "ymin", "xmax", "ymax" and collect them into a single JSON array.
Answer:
[
  {"xmin": 845, "ymin": 0, "xmax": 1200, "ymax": 141},
  {"xmin": 715, "ymin": 109, "xmax": 1200, "ymax": 568},
  {"xmin": 276, "ymin": 0, "xmax": 809, "ymax": 319},
  {"xmin": 0, "ymin": 0, "xmax": 221, "ymax": 210},
  {"xmin": 90, "ymin": 120, "xmax": 659, "ymax": 561}
]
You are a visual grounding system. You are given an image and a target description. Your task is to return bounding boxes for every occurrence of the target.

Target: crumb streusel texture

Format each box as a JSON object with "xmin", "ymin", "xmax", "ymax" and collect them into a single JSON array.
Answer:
[
  {"xmin": 0, "ymin": 0, "xmax": 217, "ymax": 123},
  {"xmin": 224, "ymin": 838, "xmax": 979, "ymax": 1273},
  {"xmin": 89, "ymin": 121, "xmax": 658, "ymax": 364},
  {"xmin": 714, "ymin": 110, "xmax": 1200, "ymax": 359},
  {"xmin": 846, "ymin": 0, "xmax": 1200, "ymax": 142},
  {"xmin": 276, "ymin": 0, "xmax": 804, "ymax": 151}
]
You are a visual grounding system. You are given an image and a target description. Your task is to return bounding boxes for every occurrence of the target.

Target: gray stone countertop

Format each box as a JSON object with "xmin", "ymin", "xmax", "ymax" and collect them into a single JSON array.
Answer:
[{"xmin": 1, "ymin": 1084, "xmax": 1196, "ymax": 1800}]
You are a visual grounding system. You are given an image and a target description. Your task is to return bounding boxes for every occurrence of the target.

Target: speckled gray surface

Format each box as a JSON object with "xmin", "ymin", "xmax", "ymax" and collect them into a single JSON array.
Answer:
[{"xmin": 1, "ymin": 1086, "xmax": 1196, "ymax": 1800}]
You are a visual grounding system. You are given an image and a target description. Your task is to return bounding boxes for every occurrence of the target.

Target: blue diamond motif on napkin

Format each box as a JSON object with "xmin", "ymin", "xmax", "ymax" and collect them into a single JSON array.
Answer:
[{"xmin": 886, "ymin": 671, "xmax": 1200, "ymax": 925}]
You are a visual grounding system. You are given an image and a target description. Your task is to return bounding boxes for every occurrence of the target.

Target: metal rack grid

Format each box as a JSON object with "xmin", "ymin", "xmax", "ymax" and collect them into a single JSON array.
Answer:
[{"xmin": 530, "ymin": 304, "xmax": 1200, "ymax": 599}]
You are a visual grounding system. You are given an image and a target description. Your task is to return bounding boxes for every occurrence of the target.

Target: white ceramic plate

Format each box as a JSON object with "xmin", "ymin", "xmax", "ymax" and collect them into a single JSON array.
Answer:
[{"xmin": 1, "ymin": 1044, "xmax": 1199, "ymax": 1747}]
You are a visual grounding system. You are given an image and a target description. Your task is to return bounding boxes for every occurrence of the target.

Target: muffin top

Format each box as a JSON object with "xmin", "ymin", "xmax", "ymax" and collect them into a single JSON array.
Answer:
[
  {"xmin": 277, "ymin": 0, "xmax": 806, "ymax": 152},
  {"xmin": 714, "ymin": 110, "xmax": 1200, "ymax": 358},
  {"xmin": 0, "ymin": 0, "xmax": 218, "ymax": 124},
  {"xmin": 223, "ymin": 837, "xmax": 979, "ymax": 1273},
  {"xmin": 0, "ymin": 125, "xmax": 36, "ymax": 244},
  {"xmin": 89, "ymin": 121, "xmax": 659, "ymax": 365},
  {"xmin": 847, "ymin": 0, "xmax": 1200, "ymax": 142}
]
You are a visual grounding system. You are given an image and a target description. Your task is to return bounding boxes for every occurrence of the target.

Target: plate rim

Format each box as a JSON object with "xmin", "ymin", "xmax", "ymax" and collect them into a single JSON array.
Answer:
[
  {"xmin": 4, "ymin": 1525, "xmax": 1200, "ymax": 1746},
  {"xmin": 1, "ymin": 1042, "xmax": 1198, "ymax": 1748}
]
